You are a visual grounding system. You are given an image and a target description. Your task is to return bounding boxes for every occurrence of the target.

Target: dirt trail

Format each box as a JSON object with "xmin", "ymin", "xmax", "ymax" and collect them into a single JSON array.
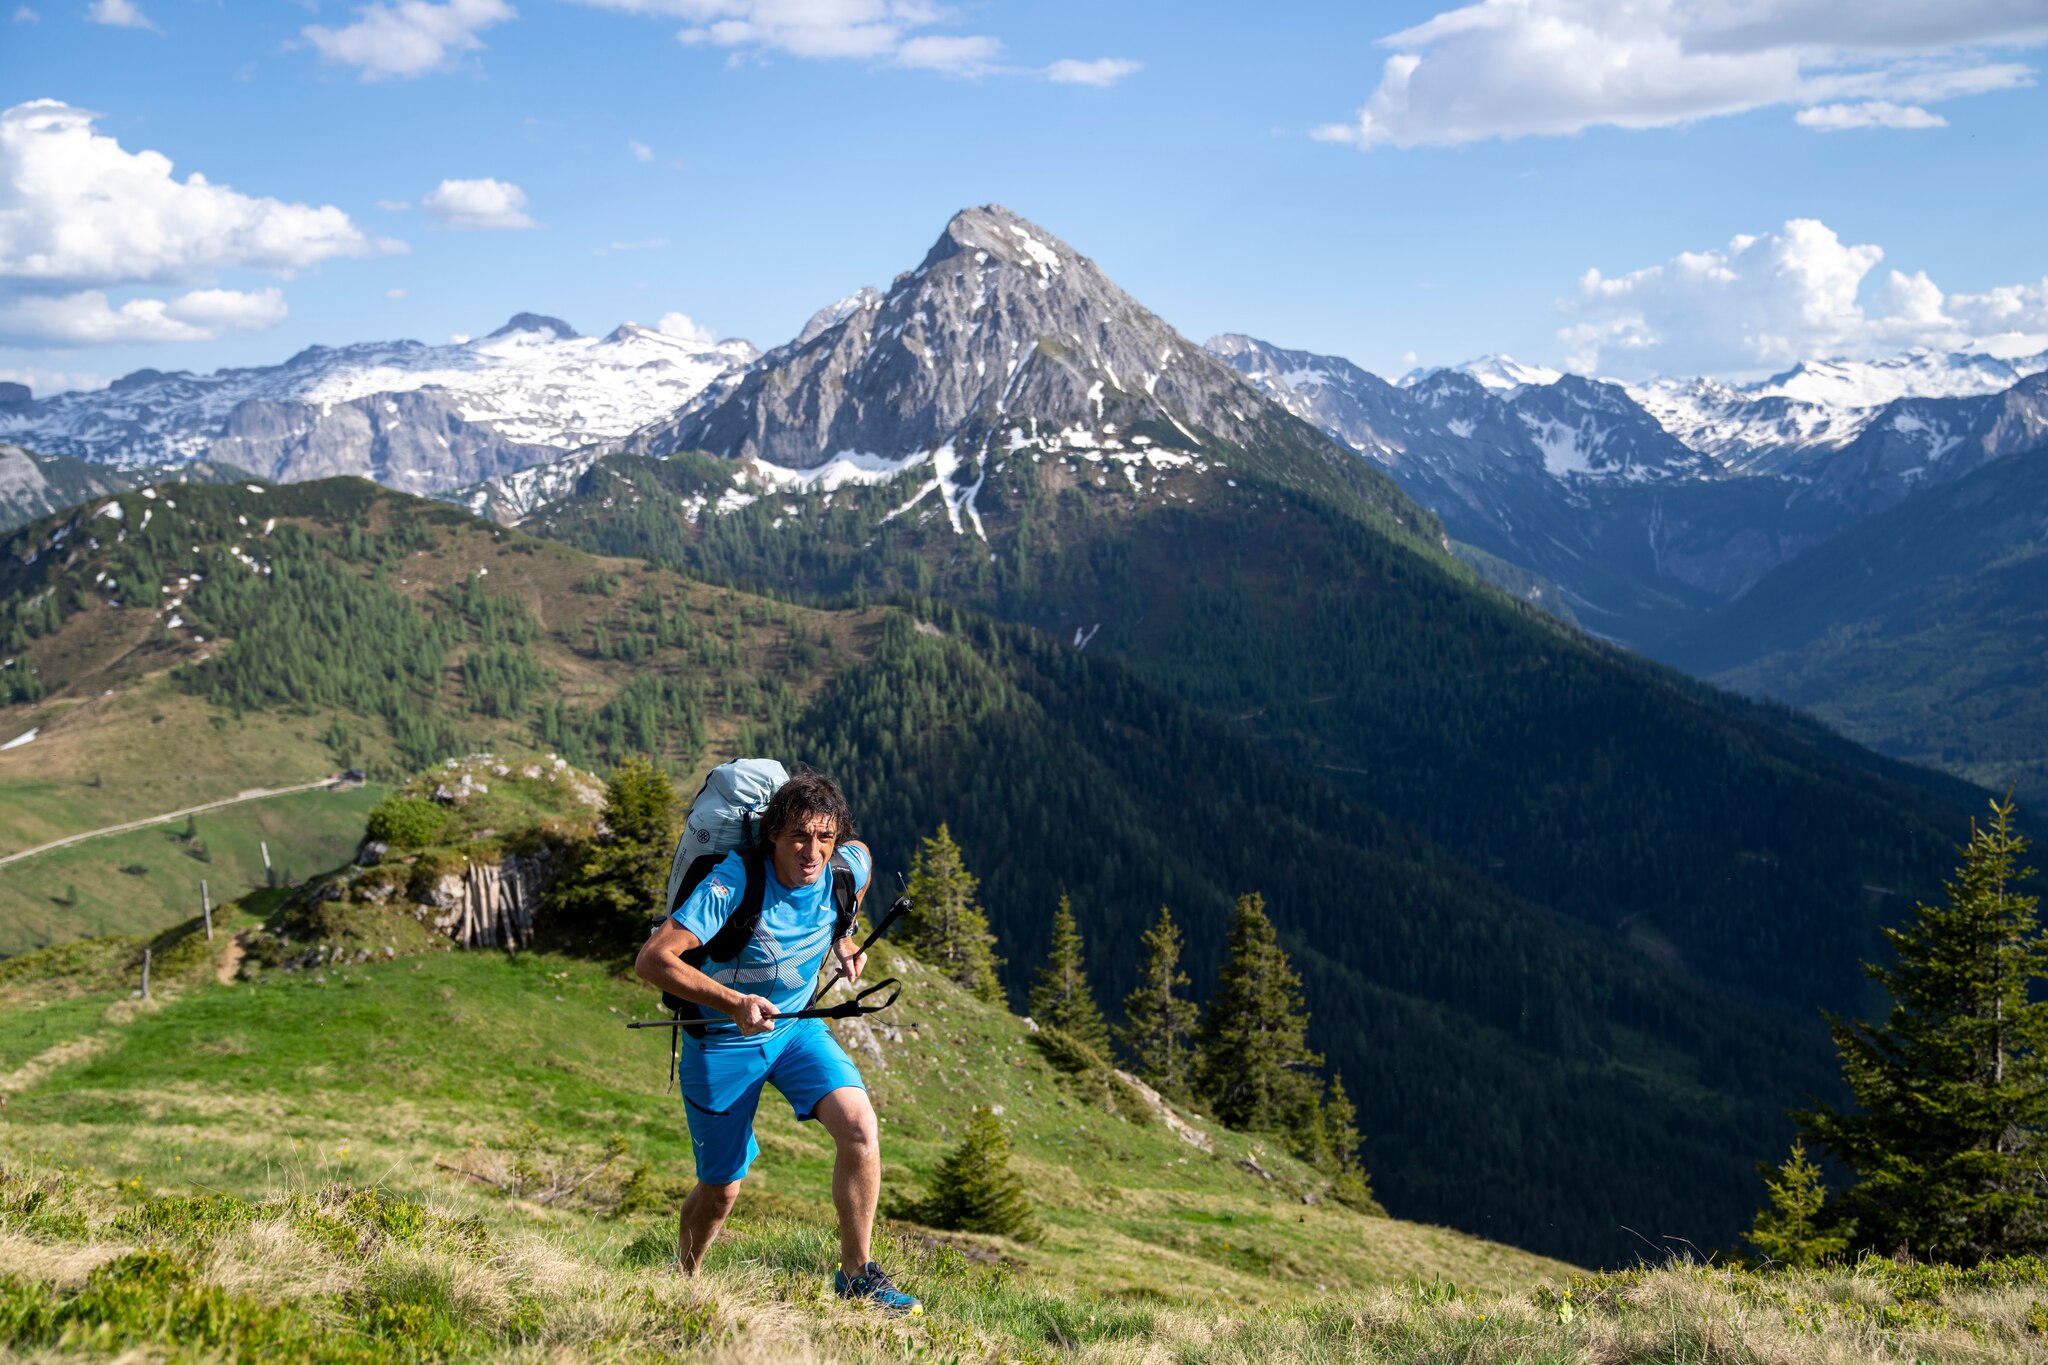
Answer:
[
  {"xmin": 216, "ymin": 932, "xmax": 248, "ymax": 985},
  {"xmin": 0, "ymin": 777, "xmax": 345, "ymax": 870}
]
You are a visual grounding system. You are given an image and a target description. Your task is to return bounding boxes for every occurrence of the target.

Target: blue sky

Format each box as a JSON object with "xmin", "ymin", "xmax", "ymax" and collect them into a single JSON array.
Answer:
[{"xmin": 4, "ymin": 0, "xmax": 2047, "ymax": 394}]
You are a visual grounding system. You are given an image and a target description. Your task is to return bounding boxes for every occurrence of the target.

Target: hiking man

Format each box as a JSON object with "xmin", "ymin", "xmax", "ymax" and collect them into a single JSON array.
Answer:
[{"xmin": 633, "ymin": 771, "xmax": 920, "ymax": 1316}]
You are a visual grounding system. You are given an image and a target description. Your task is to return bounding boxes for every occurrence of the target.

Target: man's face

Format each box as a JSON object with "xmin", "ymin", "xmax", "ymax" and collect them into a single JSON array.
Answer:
[{"xmin": 770, "ymin": 812, "xmax": 838, "ymax": 888}]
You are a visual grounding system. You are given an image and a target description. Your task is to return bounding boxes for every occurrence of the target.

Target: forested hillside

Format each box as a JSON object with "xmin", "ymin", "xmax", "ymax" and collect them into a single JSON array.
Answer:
[
  {"xmin": 533, "ymin": 448, "xmax": 1978, "ymax": 1024},
  {"xmin": 1665, "ymin": 444, "xmax": 2048, "ymax": 803},
  {"xmin": 0, "ymin": 477, "xmax": 865, "ymax": 780}
]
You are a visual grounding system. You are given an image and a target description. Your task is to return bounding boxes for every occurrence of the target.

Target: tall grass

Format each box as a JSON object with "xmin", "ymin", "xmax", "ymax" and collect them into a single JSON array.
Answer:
[{"xmin": 10, "ymin": 1161, "xmax": 2048, "ymax": 1363}]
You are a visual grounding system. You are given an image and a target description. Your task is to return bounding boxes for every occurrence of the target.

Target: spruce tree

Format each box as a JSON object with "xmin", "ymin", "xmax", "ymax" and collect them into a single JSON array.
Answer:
[
  {"xmin": 542, "ymin": 754, "xmax": 678, "ymax": 953},
  {"xmin": 1746, "ymin": 1141, "xmax": 1849, "ymax": 1268},
  {"xmin": 1119, "ymin": 905, "xmax": 1198, "ymax": 1102},
  {"xmin": 912, "ymin": 1107, "xmax": 1040, "ymax": 1242},
  {"xmin": 900, "ymin": 824, "xmax": 1005, "ymax": 1003},
  {"xmin": 1800, "ymin": 797, "xmax": 2048, "ymax": 1263},
  {"xmin": 1028, "ymin": 894, "xmax": 1111, "ymax": 1055},
  {"xmin": 1195, "ymin": 893, "xmax": 1322, "ymax": 1132},
  {"xmin": 1320, "ymin": 1075, "xmax": 1385, "ymax": 1215}
]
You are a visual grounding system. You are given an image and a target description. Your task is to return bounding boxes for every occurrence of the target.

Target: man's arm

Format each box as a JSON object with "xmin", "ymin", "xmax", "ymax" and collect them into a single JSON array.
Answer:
[{"xmin": 635, "ymin": 921, "xmax": 779, "ymax": 1035}]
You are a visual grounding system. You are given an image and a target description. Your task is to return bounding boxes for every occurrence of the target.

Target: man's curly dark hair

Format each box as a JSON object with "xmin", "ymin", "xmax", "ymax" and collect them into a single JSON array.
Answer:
[{"xmin": 756, "ymin": 771, "xmax": 856, "ymax": 847}]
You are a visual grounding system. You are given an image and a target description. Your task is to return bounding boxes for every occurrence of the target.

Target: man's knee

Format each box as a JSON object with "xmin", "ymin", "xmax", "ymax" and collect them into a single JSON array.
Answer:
[
  {"xmin": 816, "ymin": 1088, "xmax": 878, "ymax": 1152},
  {"xmin": 689, "ymin": 1180, "xmax": 744, "ymax": 1215}
]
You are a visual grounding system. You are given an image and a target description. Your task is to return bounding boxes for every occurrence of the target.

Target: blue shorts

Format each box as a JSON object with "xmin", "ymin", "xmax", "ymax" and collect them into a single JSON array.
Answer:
[{"xmin": 677, "ymin": 1019, "xmax": 866, "ymax": 1183}]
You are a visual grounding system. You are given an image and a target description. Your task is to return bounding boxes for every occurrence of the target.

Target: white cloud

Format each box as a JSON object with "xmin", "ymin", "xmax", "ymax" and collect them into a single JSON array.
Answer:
[
  {"xmin": 1045, "ymin": 57, "xmax": 1140, "ymax": 87},
  {"xmin": 386, "ymin": 287, "xmax": 408, "ymax": 298},
  {"xmin": 1560, "ymin": 218, "xmax": 2048, "ymax": 376},
  {"xmin": 86, "ymin": 0, "xmax": 156, "ymax": 29},
  {"xmin": 655, "ymin": 311, "xmax": 714, "ymax": 342},
  {"xmin": 894, "ymin": 32, "xmax": 1000, "ymax": 74},
  {"xmin": 420, "ymin": 177, "xmax": 536, "ymax": 230},
  {"xmin": 1794, "ymin": 100, "xmax": 1947, "ymax": 129},
  {"xmin": 375, "ymin": 197, "xmax": 412, "ymax": 211},
  {"xmin": 572, "ymin": 0, "xmax": 1005, "ymax": 73},
  {"xmin": 0, "ymin": 286, "xmax": 286, "ymax": 345},
  {"xmin": 1315, "ymin": 0, "xmax": 2046, "ymax": 149},
  {"xmin": 13, "ymin": 6, "xmax": 39, "ymax": 22},
  {"xmin": 0, "ymin": 101, "xmax": 393, "ymax": 288},
  {"xmin": 594, "ymin": 236, "xmax": 667, "ymax": 255},
  {"xmin": 304, "ymin": 0, "xmax": 514, "ymax": 80},
  {"xmin": 628, "ymin": 138, "xmax": 654, "ymax": 161},
  {"xmin": 0, "ymin": 365, "xmax": 108, "ymax": 396}
]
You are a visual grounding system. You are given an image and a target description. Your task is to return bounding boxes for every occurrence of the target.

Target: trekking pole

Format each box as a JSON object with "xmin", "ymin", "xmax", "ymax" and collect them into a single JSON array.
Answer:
[
  {"xmin": 626, "ymin": 978, "xmax": 903, "ymax": 1030},
  {"xmin": 622, "ymin": 896, "xmax": 913, "ymax": 1033},
  {"xmin": 807, "ymin": 894, "xmax": 912, "ymax": 1009}
]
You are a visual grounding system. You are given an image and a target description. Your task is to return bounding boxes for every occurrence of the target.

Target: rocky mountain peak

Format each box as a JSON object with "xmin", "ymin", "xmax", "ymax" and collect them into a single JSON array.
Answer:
[
  {"xmin": 485, "ymin": 313, "xmax": 580, "ymax": 342},
  {"xmin": 1407, "ymin": 369, "xmax": 1491, "ymax": 407},
  {"xmin": 624, "ymin": 205, "xmax": 1283, "ymax": 476},
  {"xmin": 920, "ymin": 204, "xmax": 1084, "ymax": 284}
]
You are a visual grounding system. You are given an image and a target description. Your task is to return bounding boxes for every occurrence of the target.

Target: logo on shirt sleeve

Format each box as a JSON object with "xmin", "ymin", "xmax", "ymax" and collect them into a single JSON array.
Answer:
[{"xmin": 706, "ymin": 878, "xmax": 731, "ymax": 899}]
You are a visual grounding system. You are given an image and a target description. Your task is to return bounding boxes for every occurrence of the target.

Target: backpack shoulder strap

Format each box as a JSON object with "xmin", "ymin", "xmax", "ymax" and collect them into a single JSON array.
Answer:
[
  {"xmin": 697, "ymin": 848, "xmax": 769, "ymax": 965},
  {"xmin": 668, "ymin": 850, "xmax": 769, "ymax": 1032},
  {"xmin": 668, "ymin": 852, "xmax": 720, "ymax": 920},
  {"xmin": 830, "ymin": 863, "xmax": 858, "ymax": 945}
]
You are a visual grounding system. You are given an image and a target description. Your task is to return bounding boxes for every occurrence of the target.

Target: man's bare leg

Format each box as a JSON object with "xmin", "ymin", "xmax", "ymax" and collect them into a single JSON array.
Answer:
[
  {"xmin": 813, "ymin": 1087, "xmax": 880, "ymax": 1275},
  {"xmin": 676, "ymin": 1179, "xmax": 741, "ymax": 1274}
]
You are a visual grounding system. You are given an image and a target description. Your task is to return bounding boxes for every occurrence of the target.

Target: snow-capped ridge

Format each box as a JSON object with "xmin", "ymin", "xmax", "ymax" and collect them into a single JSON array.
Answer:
[
  {"xmin": 1401, "ymin": 354, "xmax": 1564, "ymax": 393},
  {"xmin": 0, "ymin": 313, "xmax": 761, "ymax": 491}
]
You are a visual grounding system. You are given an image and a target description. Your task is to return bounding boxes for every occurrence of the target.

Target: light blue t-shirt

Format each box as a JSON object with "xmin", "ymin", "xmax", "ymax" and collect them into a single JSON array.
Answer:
[{"xmin": 672, "ymin": 843, "xmax": 871, "ymax": 1041}]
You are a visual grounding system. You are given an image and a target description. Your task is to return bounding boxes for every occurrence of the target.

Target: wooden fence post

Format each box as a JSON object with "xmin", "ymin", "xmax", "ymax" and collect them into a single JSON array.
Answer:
[
  {"xmin": 202, "ymin": 879, "xmax": 212, "ymax": 940},
  {"xmin": 141, "ymin": 948, "xmax": 151, "ymax": 1001}
]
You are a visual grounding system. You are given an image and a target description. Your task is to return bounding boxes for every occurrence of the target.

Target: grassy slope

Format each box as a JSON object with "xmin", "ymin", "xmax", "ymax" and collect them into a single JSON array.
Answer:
[
  {"xmin": 0, "ymin": 683, "xmax": 361, "ymax": 851},
  {"xmin": 8, "ymin": 917, "xmax": 2048, "ymax": 1362},
  {"xmin": 0, "ymin": 783, "xmax": 386, "ymax": 957},
  {"xmin": 0, "ymin": 905, "xmax": 1568, "ymax": 1308}
]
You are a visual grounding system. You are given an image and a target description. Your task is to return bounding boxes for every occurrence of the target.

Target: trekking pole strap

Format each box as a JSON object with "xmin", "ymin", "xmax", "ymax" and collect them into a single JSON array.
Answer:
[
  {"xmin": 805, "ymin": 895, "xmax": 914, "ymax": 1011},
  {"xmin": 625, "ymin": 978, "xmax": 901, "ymax": 1031}
]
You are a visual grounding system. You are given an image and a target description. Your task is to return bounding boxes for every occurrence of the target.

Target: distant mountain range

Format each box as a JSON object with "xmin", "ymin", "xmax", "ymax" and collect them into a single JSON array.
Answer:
[
  {"xmin": 0, "ymin": 314, "xmax": 754, "ymax": 494},
  {"xmin": 3, "ymin": 209, "xmax": 2045, "ymax": 800}
]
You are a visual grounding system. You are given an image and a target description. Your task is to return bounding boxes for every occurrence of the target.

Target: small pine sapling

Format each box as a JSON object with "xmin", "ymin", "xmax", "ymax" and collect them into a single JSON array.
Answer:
[
  {"xmin": 908, "ymin": 1107, "xmax": 1040, "ymax": 1243},
  {"xmin": 1746, "ymin": 1140, "xmax": 1849, "ymax": 1268}
]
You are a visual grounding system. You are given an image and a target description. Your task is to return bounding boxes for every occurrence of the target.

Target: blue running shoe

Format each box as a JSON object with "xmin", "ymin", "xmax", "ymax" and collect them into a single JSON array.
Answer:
[{"xmin": 835, "ymin": 1261, "xmax": 922, "ymax": 1316}]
